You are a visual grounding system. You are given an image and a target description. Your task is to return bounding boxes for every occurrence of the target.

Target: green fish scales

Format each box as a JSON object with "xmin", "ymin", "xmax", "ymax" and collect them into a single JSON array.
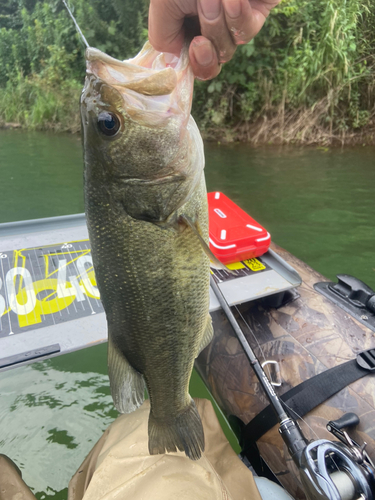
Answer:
[{"xmin": 81, "ymin": 42, "xmax": 213, "ymax": 460}]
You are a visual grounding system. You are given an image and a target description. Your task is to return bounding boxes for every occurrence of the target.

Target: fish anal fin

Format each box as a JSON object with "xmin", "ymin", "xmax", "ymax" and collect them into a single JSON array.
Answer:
[
  {"xmin": 148, "ymin": 397, "xmax": 204, "ymax": 460},
  {"xmin": 178, "ymin": 214, "xmax": 236, "ymax": 274},
  {"xmin": 197, "ymin": 314, "xmax": 214, "ymax": 356},
  {"xmin": 108, "ymin": 336, "xmax": 145, "ymax": 414}
]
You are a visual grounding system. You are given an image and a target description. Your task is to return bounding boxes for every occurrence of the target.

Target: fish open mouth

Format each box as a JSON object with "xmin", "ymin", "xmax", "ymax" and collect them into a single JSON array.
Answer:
[
  {"xmin": 85, "ymin": 43, "xmax": 193, "ymax": 119},
  {"xmin": 81, "ymin": 42, "xmax": 203, "ymax": 224}
]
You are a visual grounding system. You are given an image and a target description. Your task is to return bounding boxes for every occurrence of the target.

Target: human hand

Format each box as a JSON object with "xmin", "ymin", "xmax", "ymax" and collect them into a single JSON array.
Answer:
[{"xmin": 148, "ymin": 0, "xmax": 281, "ymax": 80}]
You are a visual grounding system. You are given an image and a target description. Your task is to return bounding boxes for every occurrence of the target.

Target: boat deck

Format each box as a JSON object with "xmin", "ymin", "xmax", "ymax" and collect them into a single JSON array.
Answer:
[{"xmin": 0, "ymin": 214, "xmax": 301, "ymax": 371}]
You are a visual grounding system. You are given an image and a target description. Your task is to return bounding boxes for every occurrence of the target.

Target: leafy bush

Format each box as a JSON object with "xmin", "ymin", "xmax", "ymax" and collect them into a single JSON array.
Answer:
[
  {"xmin": 0, "ymin": 0, "xmax": 374, "ymax": 143},
  {"xmin": 0, "ymin": 0, "xmax": 148, "ymax": 131},
  {"xmin": 192, "ymin": 0, "xmax": 375, "ymax": 143}
]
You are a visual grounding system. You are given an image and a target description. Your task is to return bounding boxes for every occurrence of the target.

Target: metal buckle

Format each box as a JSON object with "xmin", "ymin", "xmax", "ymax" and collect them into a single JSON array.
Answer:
[
  {"xmin": 261, "ymin": 360, "xmax": 282, "ymax": 387},
  {"xmin": 356, "ymin": 349, "xmax": 375, "ymax": 371}
]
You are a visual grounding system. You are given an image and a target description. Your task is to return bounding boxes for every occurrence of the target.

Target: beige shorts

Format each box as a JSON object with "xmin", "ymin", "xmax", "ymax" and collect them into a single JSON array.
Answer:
[{"xmin": 0, "ymin": 399, "xmax": 262, "ymax": 500}]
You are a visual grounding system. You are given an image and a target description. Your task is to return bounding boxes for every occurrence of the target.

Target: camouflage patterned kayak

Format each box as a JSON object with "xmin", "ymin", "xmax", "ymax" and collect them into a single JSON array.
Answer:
[{"xmin": 196, "ymin": 242, "xmax": 375, "ymax": 499}]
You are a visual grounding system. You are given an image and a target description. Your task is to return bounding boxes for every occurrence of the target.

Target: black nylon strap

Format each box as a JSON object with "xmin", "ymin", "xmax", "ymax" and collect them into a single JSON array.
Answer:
[{"xmin": 242, "ymin": 356, "xmax": 371, "ymax": 453}]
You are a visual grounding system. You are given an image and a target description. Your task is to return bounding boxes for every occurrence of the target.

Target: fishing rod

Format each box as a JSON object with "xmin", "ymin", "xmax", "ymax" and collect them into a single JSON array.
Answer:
[{"xmin": 210, "ymin": 275, "xmax": 375, "ymax": 500}]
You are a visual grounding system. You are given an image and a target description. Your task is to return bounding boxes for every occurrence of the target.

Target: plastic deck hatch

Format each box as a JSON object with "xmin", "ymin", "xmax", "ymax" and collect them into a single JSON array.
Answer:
[{"xmin": 207, "ymin": 192, "xmax": 271, "ymax": 264}]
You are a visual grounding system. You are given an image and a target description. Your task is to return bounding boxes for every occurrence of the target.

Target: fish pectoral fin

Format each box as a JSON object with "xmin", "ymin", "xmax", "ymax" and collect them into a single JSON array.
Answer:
[
  {"xmin": 197, "ymin": 314, "xmax": 214, "ymax": 356},
  {"xmin": 108, "ymin": 336, "xmax": 145, "ymax": 414},
  {"xmin": 178, "ymin": 214, "xmax": 236, "ymax": 274}
]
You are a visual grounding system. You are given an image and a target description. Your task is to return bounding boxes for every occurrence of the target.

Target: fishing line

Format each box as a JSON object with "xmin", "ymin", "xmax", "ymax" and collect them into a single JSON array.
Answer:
[
  {"xmin": 62, "ymin": 0, "xmax": 89, "ymax": 49},
  {"xmin": 281, "ymin": 400, "xmax": 340, "ymax": 472},
  {"xmin": 281, "ymin": 400, "xmax": 323, "ymax": 442},
  {"xmin": 233, "ymin": 304, "xmax": 271, "ymax": 378}
]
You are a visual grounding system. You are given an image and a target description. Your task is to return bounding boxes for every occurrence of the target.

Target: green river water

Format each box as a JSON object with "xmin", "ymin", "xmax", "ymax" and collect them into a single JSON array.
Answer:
[{"xmin": 0, "ymin": 129, "xmax": 374, "ymax": 499}]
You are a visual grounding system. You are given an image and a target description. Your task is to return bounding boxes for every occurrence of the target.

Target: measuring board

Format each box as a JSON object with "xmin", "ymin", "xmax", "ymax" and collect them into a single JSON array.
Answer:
[
  {"xmin": 0, "ymin": 240, "xmax": 102, "ymax": 338},
  {"xmin": 0, "ymin": 214, "xmax": 301, "ymax": 371}
]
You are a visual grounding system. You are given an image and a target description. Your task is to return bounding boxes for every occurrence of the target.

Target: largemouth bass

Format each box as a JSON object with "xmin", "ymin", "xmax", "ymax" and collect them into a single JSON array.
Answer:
[{"xmin": 80, "ymin": 42, "xmax": 213, "ymax": 460}]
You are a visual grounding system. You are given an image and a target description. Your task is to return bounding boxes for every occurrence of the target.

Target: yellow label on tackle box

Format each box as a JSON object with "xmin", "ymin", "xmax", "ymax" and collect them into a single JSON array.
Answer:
[
  {"xmin": 226, "ymin": 262, "xmax": 245, "ymax": 270},
  {"xmin": 244, "ymin": 258, "xmax": 266, "ymax": 272}
]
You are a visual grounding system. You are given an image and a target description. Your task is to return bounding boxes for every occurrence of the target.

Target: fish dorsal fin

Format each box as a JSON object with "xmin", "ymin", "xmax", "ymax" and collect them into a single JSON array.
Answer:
[{"xmin": 178, "ymin": 215, "xmax": 235, "ymax": 274}]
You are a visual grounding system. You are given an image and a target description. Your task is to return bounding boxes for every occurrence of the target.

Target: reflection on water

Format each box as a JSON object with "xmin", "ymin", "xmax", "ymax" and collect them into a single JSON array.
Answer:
[
  {"xmin": 0, "ymin": 131, "xmax": 374, "ymax": 496},
  {"xmin": 0, "ymin": 130, "xmax": 84, "ymax": 223},
  {"xmin": 0, "ymin": 353, "xmax": 117, "ymax": 499},
  {"xmin": 0, "ymin": 346, "xmax": 228, "ymax": 498}
]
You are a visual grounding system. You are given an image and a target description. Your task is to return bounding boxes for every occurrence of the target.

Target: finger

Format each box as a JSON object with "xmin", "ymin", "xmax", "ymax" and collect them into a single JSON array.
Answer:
[
  {"xmin": 189, "ymin": 37, "xmax": 221, "ymax": 80},
  {"xmin": 197, "ymin": 0, "xmax": 237, "ymax": 63},
  {"xmin": 148, "ymin": 0, "xmax": 197, "ymax": 55},
  {"xmin": 223, "ymin": 0, "xmax": 268, "ymax": 45}
]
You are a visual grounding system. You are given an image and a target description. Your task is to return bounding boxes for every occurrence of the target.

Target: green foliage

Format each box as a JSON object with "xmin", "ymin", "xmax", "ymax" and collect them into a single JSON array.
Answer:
[
  {"xmin": 0, "ymin": 73, "xmax": 82, "ymax": 131},
  {"xmin": 0, "ymin": 0, "xmax": 374, "ymax": 142},
  {"xmin": 192, "ymin": 0, "xmax": 375, "ymax": 142},
  {"xmin": 0, "ymin": 0, "xmax": 148, "ymax": 131}
]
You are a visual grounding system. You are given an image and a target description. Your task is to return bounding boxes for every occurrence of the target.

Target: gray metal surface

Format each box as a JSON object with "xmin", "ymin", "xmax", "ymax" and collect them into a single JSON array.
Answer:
[
  {"xmin": 0, "ymin": 213, "xmax": 88, "ymax": 251},
  {"xmin": 0, "ymin": 313, "xmax": 107, "ymax": 371},
  {"xmin": 0, "ymin": 215, "xmax": 301, "ymax": 371},
  {"xmin": 211, "ymin": 269, "xmax": 296, "ymax": 311}
]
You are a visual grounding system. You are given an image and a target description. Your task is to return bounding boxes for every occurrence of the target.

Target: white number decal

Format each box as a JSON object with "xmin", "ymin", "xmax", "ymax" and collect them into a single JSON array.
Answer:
[
  {"xmin": 61, "ymin": 243, "xmax": 73, "ymax": 249},
  {"xmin": 77, "ymin": 255, "xmax": 100, "ymax": 299},
  {"xmin": 0, "ymin": 278, "xmax": 5, "ymax": 319},
  {"xmin": 56, "ymin": 259, "xmax": 86, "ymax": 302},
  {"xmin": 6, "ymin": 267, "xmax": 37, "ymax": 315},
  {"xmin": 0, "ymin": 253, "xmax": 7, "ymax": 259},
  {"xmin": 69, "ymin": 275, "xmax": 86, "ymax": 302}
]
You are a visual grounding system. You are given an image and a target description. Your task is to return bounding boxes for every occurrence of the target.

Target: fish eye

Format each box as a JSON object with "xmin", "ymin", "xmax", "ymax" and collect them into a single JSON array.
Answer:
[{"xmin": 97, "ymin": 112, "xmax": 121, "ymax": 137}]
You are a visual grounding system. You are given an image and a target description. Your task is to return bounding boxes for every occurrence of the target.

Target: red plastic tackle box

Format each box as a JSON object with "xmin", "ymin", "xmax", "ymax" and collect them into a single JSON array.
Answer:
[{"xmin": 207, "ymin": 192, "xmax": 271, "ymax": 264}]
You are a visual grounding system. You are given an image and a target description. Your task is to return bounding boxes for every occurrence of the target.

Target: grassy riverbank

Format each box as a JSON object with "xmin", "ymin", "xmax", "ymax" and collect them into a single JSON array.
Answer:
[{"xmin": 1, "ymin": 0, "xmax": 374, "ymax": 145}]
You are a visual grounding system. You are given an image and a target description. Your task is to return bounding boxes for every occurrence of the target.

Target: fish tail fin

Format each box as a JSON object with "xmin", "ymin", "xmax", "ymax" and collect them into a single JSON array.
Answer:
[
  {"xmin": 148, "ymin": 398, "xmax": 204, "ymax": 460},
  {"xmin": 108, "ymin": 336, "xmax": 145, "ymax": 414}
]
